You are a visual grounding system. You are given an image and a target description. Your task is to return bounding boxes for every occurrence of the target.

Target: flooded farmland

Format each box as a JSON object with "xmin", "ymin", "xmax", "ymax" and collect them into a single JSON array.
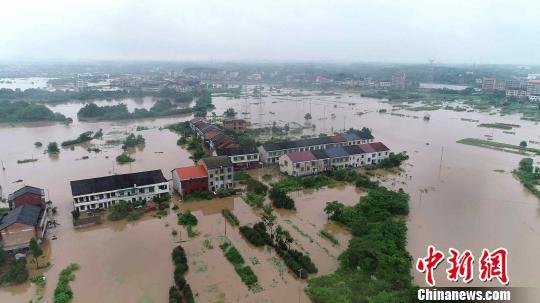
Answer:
[{"xmin": 1, "ymin": 89, "xmax": 540, "ymax": 302}]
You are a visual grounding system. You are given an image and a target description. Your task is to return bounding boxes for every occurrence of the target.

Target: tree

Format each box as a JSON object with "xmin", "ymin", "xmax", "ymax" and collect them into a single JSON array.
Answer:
[
  {"xmin": 47, "ymin": 142, "xmax": 59, "ymax": 154},
  {"xmin": 520, "ymin": 141, "xmax": 527, "ymax": 148},
  {"xmin": 29, "ymin": 237, "xmax": 43, "ymax": 269},
  {"xmin": 224, "ymin": 107, "xmax": 237, "ymax": 118},
  {"xmin": 304, "ymin": 113, "xmax": 312, "ymax": 120},
  {"xmin": 261, "ymin": 204, "xmax": 277, "ymax": 239}
]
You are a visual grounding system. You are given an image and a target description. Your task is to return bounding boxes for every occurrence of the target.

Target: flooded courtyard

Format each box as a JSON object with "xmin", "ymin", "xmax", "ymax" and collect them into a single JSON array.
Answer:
[{"xmin": 1, "ymin": 89, "xmax": 539, "ymax": 302}]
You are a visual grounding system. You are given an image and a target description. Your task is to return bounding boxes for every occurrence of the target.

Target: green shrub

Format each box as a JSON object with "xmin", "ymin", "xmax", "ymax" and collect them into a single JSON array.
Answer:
[
  {"xmin": 246, "ymin": 178, "xmax": 268, "ymax": 195},
  {"xmin": 239, "ymin": 226, "xmax": 266, "ymax": 246},
  {"xmin": 169, "ymin": 286, "xmax": 183, "ymax": 303},
  {"xmin": 177, "ymin": 211, "xmax": 198, "ymax": 226},
  {"xmin": 221, "ymin": 209, "xmax": 240, "ymax": 226},
  {"xmin": 225, "ymin": 246, "xmax": 244, "ymax": 265},
  {"xmin": 269, "ymin": 188, "xmax": 295, "ymax": 209},
  {"xmin": 0, "ymin": 258, "xmax": 28, "ymax": 285},
  {"xmin": 243, "ymin": 192, "xmax": 265, "ymax": 208}
]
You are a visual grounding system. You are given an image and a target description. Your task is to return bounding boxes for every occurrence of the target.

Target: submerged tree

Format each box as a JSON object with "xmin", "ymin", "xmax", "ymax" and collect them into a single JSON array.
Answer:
[{"xmin": 29, "ymin": 237, "xmax": 43, "ymax": 269}]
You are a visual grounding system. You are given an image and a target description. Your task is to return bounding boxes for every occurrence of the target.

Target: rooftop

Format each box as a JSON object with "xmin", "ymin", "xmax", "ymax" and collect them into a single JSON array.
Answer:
[
  {"xmin": 324, "ymin": 147, "xmax": 349, "ymax": 158},
  {"xmin": 287, "ymin": 151, "xmax": 317, "ymax": 163},
  {"xmin": 70, "ymin": 170, "xmax": 167, "ymax": 196},
  {"xmin": 0, "ymin": 204, "xmax": 44, "ymax": 230},
  {"xmin": 8, "ymin": 185, "xmax": 44, "ymax": 202},
  {"xmin": 216, "ymin": 146, "xmax": 258, "ymax": 156},
  {"xmin": 200, "ymin": 156, "xmax": 233, "ymax": 169},
  {"xmin": 175, "ymin": 165, "xmax": 208, "ymax": 181}
]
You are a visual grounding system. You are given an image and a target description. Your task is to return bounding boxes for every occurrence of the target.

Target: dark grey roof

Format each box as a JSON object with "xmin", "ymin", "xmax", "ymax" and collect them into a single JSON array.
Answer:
[
  {"xmin": 200, "ymin": 156, "xmax": 233, "ymax": 169},
  {"xmin": 8, "ymin": 185, "xmax": 44, "ymax": 202},
  {"xmin": 311, "ymin": 149, "xmax": 329, "ymax": 159},
  {"xmin": 261, "ymin": 142, "xmax": 285, "ymax": 152},
  {"xmin": 70, "ymin": 170, "xmax": 167, "ymax": 196},
  {"xmin": 324, "ymin": 147, "xmax": 349, "ymax": 158},
  {"xmin": 0, "ymin": 204, "xmax": 43, "ymax": 230},
  {"xmin": 343, "ymin": 145, "xmax": 364, "ymax": 155},
  {"xmin": 216, "ymin": 146, "xmax": 258, "ymax": 156}
]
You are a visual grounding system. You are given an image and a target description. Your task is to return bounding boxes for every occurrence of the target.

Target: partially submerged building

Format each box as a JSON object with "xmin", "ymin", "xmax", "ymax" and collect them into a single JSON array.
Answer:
[
  {"xmin": 279, "ymin": 142, "xmax": 390, "ymax": 176},
  {"xmin": 8, "ymin": 185, "xmax": 46, "ymax": 209},
  {"xmin": 215, "ymin": 146, "xmax": 260, "ymax": 169},
  {"xmin": 70, "ymin": 170, "xmax": 169, "ymax": 212},
  {"xmin": 259, "ymin": 131, "xmax": 374, "ymax": 163},
  {"xmin": 0, "ymin": 204, "xmax": 48, "ymax": 251},
  {"xmin": 198, "ymin": 156, "xmax": 234, "ymax": 192},
  {"xmin": 172, "ymin": 165, "xmax": 208, "ymax": 196}
]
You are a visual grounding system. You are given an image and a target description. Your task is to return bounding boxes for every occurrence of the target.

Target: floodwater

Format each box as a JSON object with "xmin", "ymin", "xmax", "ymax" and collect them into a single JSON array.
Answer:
[
  {"xmin": 0, "ymin": 89, "xmax": 539, "ymax": 302},
  {"xmin": 0, "ymin": 78, "xmax": 53, "ymax": 91}
]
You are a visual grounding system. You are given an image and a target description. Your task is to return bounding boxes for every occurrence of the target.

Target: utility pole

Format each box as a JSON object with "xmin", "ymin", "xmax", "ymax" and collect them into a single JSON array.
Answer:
[
  {"xmin": 224, "ymin": 218, "xmax": 227, "ymax": 237},
  {"xmin": 298, "ymin": 268, "xmax": 304, "ymax": 303}
]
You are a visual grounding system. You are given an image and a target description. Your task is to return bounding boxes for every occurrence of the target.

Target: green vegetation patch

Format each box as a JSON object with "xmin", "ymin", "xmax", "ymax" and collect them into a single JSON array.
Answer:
[
  {"xmin": 457, "ymin": 138, "xmax": 540, "ymax": 155},
  {"xmin": 513, "ymin": 158, "xmax": 540, "ymax": 199},
  {"xmin": 54, "ymin": 263, "xmax": 80, "ymax": 303}
]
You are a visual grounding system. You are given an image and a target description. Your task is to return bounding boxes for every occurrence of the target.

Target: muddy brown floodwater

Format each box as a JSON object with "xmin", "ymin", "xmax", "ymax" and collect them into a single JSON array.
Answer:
[{"xmin": 0, "ymin": 90, "xmax": 539, "ymax": 302}]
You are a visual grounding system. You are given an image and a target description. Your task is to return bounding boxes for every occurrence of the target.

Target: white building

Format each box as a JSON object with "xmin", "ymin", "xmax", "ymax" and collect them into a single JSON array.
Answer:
[
  {"xmin": 70, "ymin": 170, "xmax": 169, "ymax": 212},
  {"xmin": 198, "ymin": 156, "xmax": 234, "ymax": 192}
]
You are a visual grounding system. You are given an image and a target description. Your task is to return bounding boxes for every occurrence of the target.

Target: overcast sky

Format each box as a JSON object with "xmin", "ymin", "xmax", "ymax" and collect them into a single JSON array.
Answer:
[{"xmin": 1, "ymin": 0, "xmax": 539, "ymax": 64}]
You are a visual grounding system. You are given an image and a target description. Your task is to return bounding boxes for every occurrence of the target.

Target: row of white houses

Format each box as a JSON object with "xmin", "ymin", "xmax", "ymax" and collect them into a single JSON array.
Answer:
[{"xmin": 279, "ymin": 142, "xmax": 391, "ymax": 176}]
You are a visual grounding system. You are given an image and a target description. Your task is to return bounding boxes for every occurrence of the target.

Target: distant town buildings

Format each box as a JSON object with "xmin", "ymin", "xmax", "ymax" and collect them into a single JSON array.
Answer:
[
  {"xmin": 391, "ymin": 72, "xmax": 406, "ymax": 89},
  {"xmin": 481, "ymin": 77, "xmax": 496, "ymax": 91},
  {"xmin": 70, "ymin": 170, "xmax": 169, "ymax": 212}
]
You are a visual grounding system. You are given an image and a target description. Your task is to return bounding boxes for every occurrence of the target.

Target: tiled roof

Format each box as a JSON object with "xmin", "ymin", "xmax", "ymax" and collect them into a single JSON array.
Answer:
[
  {"xmin": 311, "ymin": 149, "xmax": 329, "ymax": 159},
  {"xmin": 175, "ymin": 165, "xmax": 208, "ymax": 181},
  {"xmin": 343, "ymin": 145, "xmax": 364, "ymax": 155},
  {"xmin": 216, "ymin": 146, "xmax": 258, "ymax": 156},
  {"xmin": 200, "ymin": 156, "xmax": 233, "ymax": 169},
  {"xmin": 204, "ymin": 129, "xmax": 223, "ymax": 140},
  {"xmin": 70, "ymin": 170, "xmax": 167, "ymax": 196},
  {"xmin": 8, "ymin": 185, "xmax": 44, "ymax": 202},
  {"xmin": 190, "ymin": 118, "xmax": 206, "ymax": 124},
  {"xmin": 287, "ymin": 151, "xmax": 317, "ymax": 163},
  {"xmin": 358, "ymin": 143, "xmax": 376, "ymax": 153},
  {"xmin": 329, "ymin": 135, "xmax": 346, "ymax": 143},
  {"xmin": 0, "ymin": 204, "xmax": 43, "ymax": 230},
  {"xmin": 369, "ymin": 142, "xmax": 390, "ymax": 152},
  {"xmin": 341, "ymin": 132, "xmax": 360, "ymax": 141},
  {"xmin": 324, "ymin": 147, "xmax": 349, "ymax": 158}
]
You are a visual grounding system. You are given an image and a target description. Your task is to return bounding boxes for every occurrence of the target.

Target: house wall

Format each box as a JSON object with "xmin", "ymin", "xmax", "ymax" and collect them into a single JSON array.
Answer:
[
  {"xmin": 229, "ymin": 153, "xmax": 260, "ymax": 170},
  {"xmin": 12, "ymin": 193, "xmax": 44, "ymax": 209},
  {"xmin": 206, "ymin": 167, "xmax": 234, "ymax": 192},
  {"xmin": 72, "ymin": 182, "xmax": 170, "ymax": 212},
  {"xmin": 0, "ymin": 222, "xmax": 38, "ymax": 251},
  {"xmin": 180, "ymin": 177, "xmax": 208, "ymax": 195}
]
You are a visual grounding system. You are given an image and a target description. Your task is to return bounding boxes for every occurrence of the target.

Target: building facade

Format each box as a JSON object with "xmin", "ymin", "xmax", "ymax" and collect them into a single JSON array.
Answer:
[
  {"xmin": 223, "ymin": 119, "xmax": 247, "ymax": 133},
  {"xmin": 278, "ymin": 142, "xmax": 391, "ymax": 176},
  {"xmin": 198, "ymin": 156, "xmax": 234, "ymax": 192},
  {"xmin": 8, "ymin": 185, "xmax": 45, "ymax": 209},
  {"xmin": 0, "ymin": 204, "xmax": 48, "ymax": 251},
  {"xmin": 70, "ymin": 170, "xmax": 169, "ymax": 212},
  {"xmin": 215, "ymin": 146, "xmax": 260, "ymax": 170}
]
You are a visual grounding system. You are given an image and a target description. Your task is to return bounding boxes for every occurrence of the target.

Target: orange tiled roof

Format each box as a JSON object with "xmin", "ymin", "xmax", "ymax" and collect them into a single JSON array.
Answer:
[{"xmin": 175, "ymin": 165, "xmax": 208, "ymax": 181}]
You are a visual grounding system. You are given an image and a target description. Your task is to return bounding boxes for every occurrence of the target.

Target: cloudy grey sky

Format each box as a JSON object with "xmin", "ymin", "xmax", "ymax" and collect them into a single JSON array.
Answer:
[{"xmin": 1, "ymin": 0, "xmax": 539, "ymax": 64}]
